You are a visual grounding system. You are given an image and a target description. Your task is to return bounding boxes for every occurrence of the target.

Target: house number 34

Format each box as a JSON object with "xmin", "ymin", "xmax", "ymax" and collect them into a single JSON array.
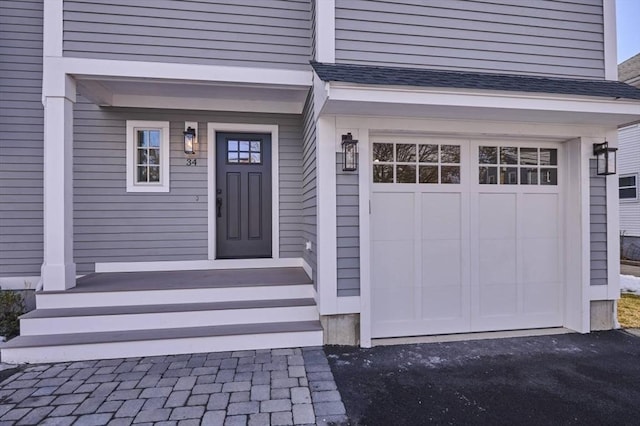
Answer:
[{"xmin": 186, "ymin": 159, "xmax": 197, "ymax": 166}]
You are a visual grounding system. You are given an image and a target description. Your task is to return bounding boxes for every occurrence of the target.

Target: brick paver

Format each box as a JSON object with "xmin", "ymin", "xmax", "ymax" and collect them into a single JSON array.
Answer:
[{"xmin": 0, "ymin": 347, "xmax": 347, "ymax": 425}]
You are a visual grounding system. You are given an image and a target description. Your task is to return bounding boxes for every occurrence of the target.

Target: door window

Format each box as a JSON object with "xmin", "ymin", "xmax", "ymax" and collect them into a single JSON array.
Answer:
[{"xmin": 479, "ymin": 146, "xmax": 558, "ymax": 185}]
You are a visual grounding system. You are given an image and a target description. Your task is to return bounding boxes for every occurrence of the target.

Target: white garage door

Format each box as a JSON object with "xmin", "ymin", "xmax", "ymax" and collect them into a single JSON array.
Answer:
[{"xmin": 371, "ymin": 137, "xmax": 563, "ymax": 338}]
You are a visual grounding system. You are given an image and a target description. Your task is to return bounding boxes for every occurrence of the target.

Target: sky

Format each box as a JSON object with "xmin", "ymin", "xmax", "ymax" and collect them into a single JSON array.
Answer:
[{"xmin": 616, "ymin": 0, "xmax": 640, "ymax": 63}]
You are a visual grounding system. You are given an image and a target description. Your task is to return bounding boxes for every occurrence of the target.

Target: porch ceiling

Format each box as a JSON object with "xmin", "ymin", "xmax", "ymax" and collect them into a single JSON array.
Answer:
[{"xmin": 76, "ymin": 77, "xmax": 309, "ymax": 114}]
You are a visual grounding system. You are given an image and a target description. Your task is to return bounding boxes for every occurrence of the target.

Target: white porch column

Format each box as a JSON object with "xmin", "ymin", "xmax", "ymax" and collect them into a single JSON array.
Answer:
[
  {"xmin": 316, "ymin": 116, "xmax": 338, "ymax": 314},
  {"xmin": 41, "ymin": 76, "xmax": 76, "ymax": 291}
]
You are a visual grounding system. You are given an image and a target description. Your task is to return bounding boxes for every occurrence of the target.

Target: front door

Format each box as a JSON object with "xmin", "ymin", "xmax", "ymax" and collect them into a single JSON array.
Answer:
[{"xmin": 216, "ymin": 132, "xmax": 272, "ymax": 259}]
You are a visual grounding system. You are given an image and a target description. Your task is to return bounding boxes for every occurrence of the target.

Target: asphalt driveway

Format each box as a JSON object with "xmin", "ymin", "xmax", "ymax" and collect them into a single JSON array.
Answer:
[{"xmin": 326, "ymin": 330, "xmax": 640, "ymax": 426}]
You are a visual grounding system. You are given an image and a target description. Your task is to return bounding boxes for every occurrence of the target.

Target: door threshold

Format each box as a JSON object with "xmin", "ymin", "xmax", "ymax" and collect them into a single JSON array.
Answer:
[{"xmin": 372, "ymin": 327, "xmax": 573, "ymax": 346}]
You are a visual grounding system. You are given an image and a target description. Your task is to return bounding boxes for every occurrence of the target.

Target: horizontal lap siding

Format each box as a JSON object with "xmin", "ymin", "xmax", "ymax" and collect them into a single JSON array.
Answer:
[
  {"xmin": 0, "ymin": 0, "xmax": 44, "ymax": 277},
  {"xmin": 336, "ymin": 154, "xmax": 360, "ymax": 297},
  {"xmin": 74, "ymin": 100, "xmax": 304, "ymax": 274},
  {"xmin": 302, "ymin": 91, "xmax": 317, "ymax": 287},
  {"xmin": 335, "ymin": 0, "xmax": 605, "ymax": 79},
  {"xmin": 589, "ymin": 159, "xmax": 607, "ymax": 286},
  {"xmin": 619, "ymin": 124, "xmax": 640, "ymax": 237},
  {"xmin": 63, "ymin": 0, "xmax": 311, "ymax": 70}
]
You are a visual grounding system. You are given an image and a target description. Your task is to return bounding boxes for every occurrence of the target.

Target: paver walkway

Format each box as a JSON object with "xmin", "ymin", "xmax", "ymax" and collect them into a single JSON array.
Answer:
[{"xmin": 0, "ymin": 347, "xmax": 348, "ymax": 426}]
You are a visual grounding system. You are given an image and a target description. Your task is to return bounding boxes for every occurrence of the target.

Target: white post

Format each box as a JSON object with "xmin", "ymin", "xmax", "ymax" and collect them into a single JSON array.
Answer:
[
  {"xmin": 41, "ymin": 76, "xmax": 76, "ymax": 291},
  {"xmin": 316, "ymin": 116, "xmax": 338, "ymax": 314}
]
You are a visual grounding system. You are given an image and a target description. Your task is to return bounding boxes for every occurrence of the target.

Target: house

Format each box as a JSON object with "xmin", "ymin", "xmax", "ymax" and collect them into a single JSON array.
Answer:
[
  {"xmin": 618, "ymin": 53, "xmax": 640, "ymax": 261},
  {"xmin": 1, "ymin": 0, "xmax": 640, "ymax": 364}
]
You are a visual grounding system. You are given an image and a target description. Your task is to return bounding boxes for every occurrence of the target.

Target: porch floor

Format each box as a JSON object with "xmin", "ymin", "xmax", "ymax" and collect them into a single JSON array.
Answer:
[{"xmin": 46, "ymin": 267, "xmax": 312, "ymax": 293}]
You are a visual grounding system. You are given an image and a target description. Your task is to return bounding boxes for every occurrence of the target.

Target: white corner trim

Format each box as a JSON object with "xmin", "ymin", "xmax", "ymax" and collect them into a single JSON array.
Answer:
[
  {"xmin": 604, "ymin": 132, "xmax": 621, "ymax": 299},
  {"xmin": 336, "ymin": 296, "xmax": 361, "ymax": 314},
  {"xmin": 357, "ymin": 127, "xmax": 372, "ymax": 347},
  {"xmin": 53, "ymin": 57, "xmax": 312, "ymax": 88},
  {"xmin": 589, "ymin": 285, "xmax": 609, "ymax": 301},
  {"xmin": 43, "ymin": 0, "xmax": 62, "ymax": 58},
  {"xmin": 207, "ymin": 123, "xmax": 280, "ymax": 261},
  {"xmin": 603, "ymin": 0, "xmax": 618, "ymax": 80},
  {"xmin": 0, "ymin": 276, "xmax": 41, "ymax": 291},
  {"xmin": 316, "ymin": 116, "xmax": 338, "ymax": 315},
  {"xmin": 95, "ymin": 258, "xmax": 303, "ymax": 273},
  {"xmin": 315, "ymin": 0, "xmax": 336, "ymax": 63},
  {"xmin": 125, "ymin": 121, "xmax": 170, "ymax": 193}
]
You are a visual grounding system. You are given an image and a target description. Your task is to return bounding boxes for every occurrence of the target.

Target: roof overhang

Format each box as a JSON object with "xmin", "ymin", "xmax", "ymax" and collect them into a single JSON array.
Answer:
[
  {"xmin": 44, "ymin": 57, "xmax": 313, "ymax": 114},
  {"xmin": 315, "ymin": 80, "xmax": 640, "ymax": 127}
]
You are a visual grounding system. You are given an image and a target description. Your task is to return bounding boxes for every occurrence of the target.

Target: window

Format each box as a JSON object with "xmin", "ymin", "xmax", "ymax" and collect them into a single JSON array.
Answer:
[
  {"xmin": 372, "ymin": 142, "xmax": 461, "ymax": 184},
  {"xmin": 619, "ymin": 174, "xmax": 638, "ymax": 200},
  {"xmin": 126, "ymin": 121, "xmax": 170, "ymax": 192},
  {"xmin": 479, "ymin": 146, "xmax": 558, "ymax": 185},
  {"xmin": 227, "ymin": 139, "xmax": 262, "ymax": 164}
]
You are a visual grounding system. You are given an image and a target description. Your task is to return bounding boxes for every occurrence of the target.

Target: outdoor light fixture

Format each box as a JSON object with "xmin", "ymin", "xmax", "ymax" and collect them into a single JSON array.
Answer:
[
  {"xmin": 342, "ymin": 133, "xmax": 358, "ymax": 172},
  {"xmin": 593, "ymin": 141, "xmax": 617, "ymax": 176},
  {"xmin": 183, "ymin": 123, "xmax": 197, "ymax": 155}
]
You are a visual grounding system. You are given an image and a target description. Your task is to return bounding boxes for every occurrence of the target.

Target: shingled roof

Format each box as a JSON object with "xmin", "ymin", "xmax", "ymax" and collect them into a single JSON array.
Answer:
[{"xmin": 311, "ymin": 62, "xmax": 640, "ymax": 101}]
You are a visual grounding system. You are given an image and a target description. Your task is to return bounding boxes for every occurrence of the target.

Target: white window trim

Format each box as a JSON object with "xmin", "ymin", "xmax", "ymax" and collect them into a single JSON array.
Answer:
[
  {"xmin": 619, "ymin": 173, "xmax": 639, "ymax": 201},
  {"xmin": 126, "ymin": 120, "xmax": 170, "ymax": 192}
]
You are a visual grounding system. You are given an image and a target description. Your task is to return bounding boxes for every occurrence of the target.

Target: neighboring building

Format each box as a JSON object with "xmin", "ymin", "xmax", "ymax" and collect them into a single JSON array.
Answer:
[
  {"xmin": 1, "ymin": 0, "xmax": 640, "ymax": 363},
  {"xmin": 618, "ymin": 54, "xmax": 640, "ymax": 260}
]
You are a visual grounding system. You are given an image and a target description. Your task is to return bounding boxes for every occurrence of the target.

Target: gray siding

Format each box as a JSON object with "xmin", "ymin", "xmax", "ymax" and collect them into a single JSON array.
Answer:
[
  {"xmin": 336, "ymin": 155, "xmax": 360, "ymax": 297},
  {"xmin": 590, "ymin": 159, "xmax": 607, "ymax": 286},
  {"xmin": 301, "ymin": 91, "xmax": 317, "ymax": 287},
  {"xmin": 335, "ymin": 0, "xmax": 605, "ymax": 79},
  {"xmin": 0, "ymin": 0, "xmax": 44, "ymax": 277},
  {"xmin": 73, "ymin": 98, "xmax": 304, "ymax": 274},
  {"xmin": 63, "ymin": 0, "xmax": 312, "ymax": 70}
]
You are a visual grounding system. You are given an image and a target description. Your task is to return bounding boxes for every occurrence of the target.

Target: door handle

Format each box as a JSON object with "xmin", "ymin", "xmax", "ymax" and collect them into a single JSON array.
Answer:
[{"xmin": 216, "ymin": 197, "xmax": 222, "ymax": 218}]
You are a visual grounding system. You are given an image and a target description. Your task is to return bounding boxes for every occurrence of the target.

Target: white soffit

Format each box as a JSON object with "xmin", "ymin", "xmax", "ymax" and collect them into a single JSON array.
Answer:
[
  {"xmin": 320, "ymin": 83, "xmax": 640, "ymax": 126},
  {"xmin": 76, "ymin": 78, "xmax": 309, "ymax": 114}
]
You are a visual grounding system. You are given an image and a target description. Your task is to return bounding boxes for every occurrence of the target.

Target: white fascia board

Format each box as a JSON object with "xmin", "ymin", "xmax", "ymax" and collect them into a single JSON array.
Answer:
[
  {"xmin": 52, "ymin": 57, "xmax": 312, "ymax": 88},
  {"xmin": 315, "ymin": 0, "xmax": 336, "ymax": 63},
  {"xmin": 326, "ymin": 83, "xmax": 640, "ymax": 116},
  {"xmin": 110, "ymin": 94, "xmax": 303, "ymax": 114},
  {"xmin": 313, "ymin": 72, "xmax": 330, "ymax": 120},
  {"xmin": 603, "ymin": 0, "xmax": 618, "ymax": 80}
]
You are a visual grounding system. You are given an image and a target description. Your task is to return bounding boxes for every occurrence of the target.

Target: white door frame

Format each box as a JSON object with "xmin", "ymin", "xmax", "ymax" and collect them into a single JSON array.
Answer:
[{"xmin": 207, "ymin": 123, "xmax": 280, "ymax": 262}]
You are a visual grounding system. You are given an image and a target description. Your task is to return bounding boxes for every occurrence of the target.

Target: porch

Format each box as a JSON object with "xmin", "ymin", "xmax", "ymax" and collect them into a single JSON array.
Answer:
[{"xmin": 0, "ymin": 268, "xmax": 322, "ymax": 364}]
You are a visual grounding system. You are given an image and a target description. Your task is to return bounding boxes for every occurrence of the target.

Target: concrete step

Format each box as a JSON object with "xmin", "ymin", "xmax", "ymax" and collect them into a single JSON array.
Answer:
[
  {"xmin": 1, "ymin": 321, "xmax": 323, "ymax": 364},
  {"xmin": 20, "ymin": 298, "xmax": 319, "ymax": 335}
]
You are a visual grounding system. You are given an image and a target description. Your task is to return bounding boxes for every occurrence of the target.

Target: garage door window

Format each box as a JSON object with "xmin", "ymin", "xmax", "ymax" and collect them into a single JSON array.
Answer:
[
  {"xmin": 373, "ymin": 143, "xmax": 460, "ymax": 184},
  {"xmin": 479, "ymin": 146, "xmax": 557, "ymax": 185}
]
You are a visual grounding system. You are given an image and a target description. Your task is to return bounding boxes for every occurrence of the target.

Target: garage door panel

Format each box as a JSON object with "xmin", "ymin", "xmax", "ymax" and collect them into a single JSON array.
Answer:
[
  {"xmin": 479, "ymin": 239, "xmax": 517, "ymax": 285},
  {"xmin": 521, "ymin": 193, "xmax": 559, "ymax": 239},
  {"xmin": 371, "ymin": 192, "xmax": 414, "ymax": 241},
  {"xmin": 372, "ymin": 240, "xmax": 414, "ymax": 289},
  {"xmin": 479, "ymin": 193, "xmax": 516, "ymax": 239},
  {"xmin": 479, "ymin": 283, "xmax": 517, "ymax": 317},
  {"xmin": 521, "ymin": 238, "xmax": 560, "ymax": 283},
  {"xmin": 422, "ymin": 285, "xmax": 465, "ymax": 320},
  {"xmin": 373, "ymin": 287, "xmax": 415, "ymax": 322},
  {"xmin": 422, "ymin": 240, "xmax": 462, "ymax": 287},
  {"xmin": 523, "ymin": 283, "xmax": 560, "ymax": 315},
  {"xmin": 421, "ymin": 193, "xmax": 461, "ymax": 239}
]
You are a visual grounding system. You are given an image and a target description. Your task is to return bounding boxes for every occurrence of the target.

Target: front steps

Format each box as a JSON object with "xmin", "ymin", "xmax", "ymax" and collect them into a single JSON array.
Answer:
[{"xmin": 0, "ymin": 268, "xmax": 323, "ymax": 364}]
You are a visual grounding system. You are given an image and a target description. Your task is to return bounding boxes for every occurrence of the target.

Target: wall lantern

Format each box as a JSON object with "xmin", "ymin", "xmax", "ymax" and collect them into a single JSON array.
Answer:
[
  {"xmin": 341, "ymin": 133, "xmax": 359, "ymax": 172},
  {"xmin": 183, "ymin": 124, "xmax": 196, "ymax": 155},
  {"xmin": 593, "ymin": 141, "xmax": 617, "ymax": 176}
]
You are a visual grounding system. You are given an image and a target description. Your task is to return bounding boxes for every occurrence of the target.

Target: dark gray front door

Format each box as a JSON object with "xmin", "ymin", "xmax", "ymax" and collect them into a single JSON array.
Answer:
[{"xmin": 216, "ymin": 132, "xmax": 272, "ymax": 259}]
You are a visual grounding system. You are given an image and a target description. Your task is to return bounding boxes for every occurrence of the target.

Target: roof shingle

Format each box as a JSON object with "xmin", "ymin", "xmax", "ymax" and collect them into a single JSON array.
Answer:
[{"xmin": 311, "ymin": 62, "xmax": 640, "ymax": 101}]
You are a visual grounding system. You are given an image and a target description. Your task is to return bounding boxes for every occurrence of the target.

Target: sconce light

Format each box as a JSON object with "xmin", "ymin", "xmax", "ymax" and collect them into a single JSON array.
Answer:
[
  {"xmin": 593, "ymin": 141, "xmax": 617, "ymax": 176},
  {"xmin": 183, "ymin": 123, "xmax": 196, "ymax": 155},
  {"xmin": 341, "ymin": 133, "xmax": 358, "ymax": 172}
]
